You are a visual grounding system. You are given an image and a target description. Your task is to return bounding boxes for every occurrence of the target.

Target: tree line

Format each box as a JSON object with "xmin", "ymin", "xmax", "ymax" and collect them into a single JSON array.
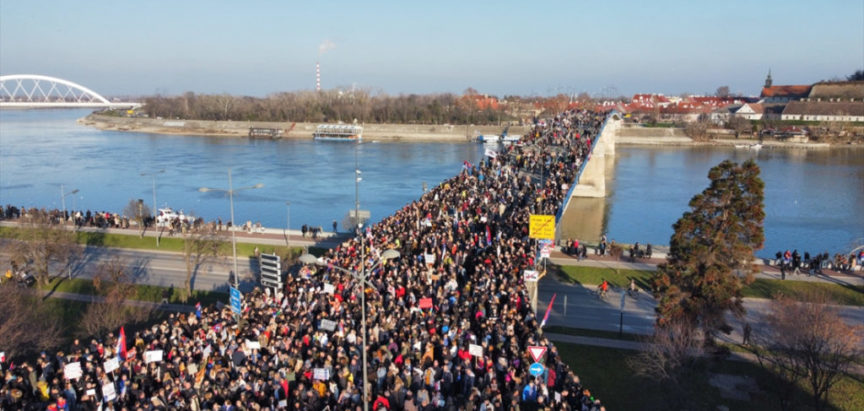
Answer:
[{"xmin": 141, "ymin": 90, "xmax": 519, "ymax": 125}]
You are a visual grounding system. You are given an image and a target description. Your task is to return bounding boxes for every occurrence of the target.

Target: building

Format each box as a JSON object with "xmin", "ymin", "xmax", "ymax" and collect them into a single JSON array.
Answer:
[
  {"xmin": 781, "ymin": 101, "xmax": 864, "ymax": 122},
  {"xmin": 760, "ymin": 70, "xmax": 811, "ymax": 103}
]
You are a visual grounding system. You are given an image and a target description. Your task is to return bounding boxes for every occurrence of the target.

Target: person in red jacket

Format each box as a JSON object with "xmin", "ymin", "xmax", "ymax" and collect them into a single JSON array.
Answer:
[{"xmin": 372, "ymin": 391, "xmax": 391, "ymax": 410}]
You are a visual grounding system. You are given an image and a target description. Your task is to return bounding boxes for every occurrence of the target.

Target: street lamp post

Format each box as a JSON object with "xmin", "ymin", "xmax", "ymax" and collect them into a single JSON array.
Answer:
[
  {"xmin": 141, "ymin": 169, "xmax": 165, "ymax": 246},
  {"xmin": 198, "ymin": 168, "xmax": 263, "ymax": 289},
  {"xmin": 285, "ymin": 201, "xmax": 291, "ymax": 250},
  {"xmin": 60, "ymin": 184, "xmax": 79, "ymax": 225},
  {"xmin": 298, "ymin": 248, "xmax": 400, "ymax": 411}
]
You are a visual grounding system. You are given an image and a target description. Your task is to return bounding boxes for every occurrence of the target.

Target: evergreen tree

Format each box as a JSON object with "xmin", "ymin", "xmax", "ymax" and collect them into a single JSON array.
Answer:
[{"xmin": 653, "ymin": 159, "xmax": 765, "ymax": 339}]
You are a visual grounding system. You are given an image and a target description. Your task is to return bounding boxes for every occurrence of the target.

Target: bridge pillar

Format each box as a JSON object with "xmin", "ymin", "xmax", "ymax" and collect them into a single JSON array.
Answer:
[{"xmin": 571, "ymin": 114, "xmax": 620, "ymax": 198}]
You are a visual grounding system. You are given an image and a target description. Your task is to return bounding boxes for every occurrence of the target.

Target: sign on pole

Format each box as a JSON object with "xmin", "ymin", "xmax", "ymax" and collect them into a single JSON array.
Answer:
[
  {"xmin": 529, "ymin": 214, "xmax": 555, "ymax": 240},
  {"xmin": 539, "ymin": 239, "xmax": 553, "ymax": 259},
  {"xmin": 527, "ymin": 346, "xmax": 547, "ymax": 363},
  {"xmin": 230, "ymin": 287, "xmax": 242, "ymax": 314},
  {"xmin": 64, "ymin": 362, "xmax": 82, "ymax": 380},
  {"xmin": 523, "ymin": 269, "xmax": 539, "ymax": 282},
  {"xmin": 259, "ymin": 253, "xmax": 282, "ymax": 290},
  {"xmin": 319, "ymin": 319, "xmax": 337, "ymax": 332},
  {"xmin": 103, "ymin": 357, "xmax": 120, "ymax": 374},
  {"xmin": 144, "ymin": 350, "xmax": 163, "ymax": 364},
  {"xmin": 529, "ymin": 362, "xmax": 545, "ymax": 377},
  {"xmin": 468, "ymin": 344, "xmax": 484, "ymax": 357}
]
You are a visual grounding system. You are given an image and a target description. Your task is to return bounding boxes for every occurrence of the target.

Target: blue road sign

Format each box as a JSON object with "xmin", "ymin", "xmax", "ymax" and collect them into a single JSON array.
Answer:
[
  {"xmin": 529, "ymin": 362, "xmax": 545, "ymax": 377},
  {"xmin": 230, "ymin": 287, "xmax": 242, "ymax": 314}
]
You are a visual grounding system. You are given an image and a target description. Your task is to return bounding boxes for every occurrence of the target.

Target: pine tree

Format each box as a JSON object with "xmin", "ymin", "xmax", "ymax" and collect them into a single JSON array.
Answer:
[{"xmin": 653, "ymin": 159, "xmax": 765, "ymax": 339}]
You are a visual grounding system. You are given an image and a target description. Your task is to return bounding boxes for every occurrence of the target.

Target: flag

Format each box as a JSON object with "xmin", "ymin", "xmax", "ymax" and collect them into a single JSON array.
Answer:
[
  {"xmin": 116, "ymin": 327, "xmax": 127, "ymax": 361},
  {"xmin": 195, "ymin": 302, "xmax": 202, "ymax": 319},
  {"xmin": 485, "ymin": 225, "xmax": 492, "ymax": 245},
  {"xmin": 484, "ymin": 147, "xmax": 497, "ymax": 158},
  {"xmin": 0, "ymin": 352, "xmax": 5, "ymax": 363},
  {"xmin": 540, "ymin": 294, "xmax": 557, "ymax": 328}
]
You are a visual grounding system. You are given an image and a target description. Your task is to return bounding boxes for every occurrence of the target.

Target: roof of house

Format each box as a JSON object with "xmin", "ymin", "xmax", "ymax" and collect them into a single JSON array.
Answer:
[
  {"xmin": 738, "ymin": 103, "xmax": 763, "ymax": 114},
  {"xmin": 761, "ymin": 85, "xmax": 812, "ymax": 98},
  {"xmin": 808, "ymin": 81, "xmax": 864, "ymax": 99},
  {"xmin": 782, "ymin": 101, "xmax": 864, "ymax": 116}
]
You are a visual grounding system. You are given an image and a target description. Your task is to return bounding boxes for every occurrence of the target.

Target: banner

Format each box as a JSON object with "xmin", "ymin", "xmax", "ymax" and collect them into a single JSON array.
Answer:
[
  {"xmin": 144, "ymin": 350, "xmax": 163, "ymax": 364},
  {"xmin": 529, "ymin": 214, "xmax": 555, "ymax": 240},
  {"xmin": 64, "ymin": 362, "xmax": 82, "ymax": 380},
  {"xmin": 319, "ymin": 319, "xmax": 337, "ymax": 332},
  {"xmin": 103, "ymin": 358, "xmax": 119, "ymax": 374},
  {"xmin": 313, "ymin": 368, "xmax": 331, "ymax": 380},
  {"xmin": 468, "ymin": 344, "xmax": 483, "ymax": 357},
  {"xmin": 419, "ymin": 298, "xmax": 433, "ymax": 309}
]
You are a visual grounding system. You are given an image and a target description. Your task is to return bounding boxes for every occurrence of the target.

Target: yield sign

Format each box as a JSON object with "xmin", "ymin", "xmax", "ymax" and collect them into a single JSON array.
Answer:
[{"xmin": 528, "ymin": 346, "xmax": 547, "ymax": 362}]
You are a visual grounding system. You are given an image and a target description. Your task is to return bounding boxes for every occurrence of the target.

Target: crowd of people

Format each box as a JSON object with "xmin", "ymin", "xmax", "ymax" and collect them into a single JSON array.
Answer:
[
  {"xmin": 1, "ymin": 109, "xmax": 610, "ymax": 410},
  {"xmin": 774, "ymin": 249, "xmax": 864, "ymax": 279}
]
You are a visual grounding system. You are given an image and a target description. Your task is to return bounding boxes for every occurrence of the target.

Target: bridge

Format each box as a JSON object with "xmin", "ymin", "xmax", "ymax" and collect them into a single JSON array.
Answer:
[{"xmin": 0, "ymin": 74, "xmax": 140, "ymax": 109}]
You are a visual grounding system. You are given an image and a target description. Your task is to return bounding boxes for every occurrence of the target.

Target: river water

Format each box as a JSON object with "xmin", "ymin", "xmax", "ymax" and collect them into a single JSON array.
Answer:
[{"xmin": 1, "ymin": 109, "xmax": 861, "ymax": 257}]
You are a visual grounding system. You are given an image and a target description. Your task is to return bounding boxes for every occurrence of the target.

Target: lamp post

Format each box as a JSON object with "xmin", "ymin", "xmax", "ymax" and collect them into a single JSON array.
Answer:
[
  {"xmin": 60, "ymin": 184, "xmax": 79, "ymax": 225},
  {"xmin": 141, "ymin": 169, "xmax": 165, "ymax": 246},
  {"xmin": 298, "ymin": 248, "xmax": 400, "ymax": 411},
  {"xmin": 198, "ymin": 168, "xmax": 263, "ymax": 288},
  {"xmin": 285, "ymin": 201, "xmax": 291, "ymax": 250}
]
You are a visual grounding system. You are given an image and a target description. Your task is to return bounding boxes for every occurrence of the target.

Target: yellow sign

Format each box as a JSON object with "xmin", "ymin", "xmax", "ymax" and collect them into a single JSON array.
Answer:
[{"xmin": 529, "ymin": 214, "xmax": 555, "ymax": 239}]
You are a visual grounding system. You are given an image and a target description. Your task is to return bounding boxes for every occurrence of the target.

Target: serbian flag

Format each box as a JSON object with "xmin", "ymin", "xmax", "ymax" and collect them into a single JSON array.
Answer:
[
  {"xmin": 116, "ymin": 327, "xmax": 127, "ymax": 361},
  {"xmin": 485, "ymin": 225, "xmax": 492, "ymax": 245},
  {"xmin": 195, "ymin": 302, "xmax": 202, "ymax": 319},
  {"xmin": 540, "ymin": 294, "xmax": 557, "ymax": 328}
]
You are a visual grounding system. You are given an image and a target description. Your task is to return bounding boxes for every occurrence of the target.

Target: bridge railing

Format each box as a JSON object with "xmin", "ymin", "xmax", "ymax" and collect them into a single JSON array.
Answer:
[{"xmin": 554, "ymin": 110, "xmax": 617, "ymax": 229}]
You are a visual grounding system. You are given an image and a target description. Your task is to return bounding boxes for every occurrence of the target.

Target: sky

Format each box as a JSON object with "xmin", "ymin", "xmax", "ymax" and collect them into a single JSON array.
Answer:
[{"xmin": 1, "ymin": 0, "xmax": 862, "ymax": 98}]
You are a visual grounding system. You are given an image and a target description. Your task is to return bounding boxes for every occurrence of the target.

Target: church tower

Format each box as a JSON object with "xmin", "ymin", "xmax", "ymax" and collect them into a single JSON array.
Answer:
[{"xmin": 764, "ymin": 69, "xmax": 773, "ymax": 88}]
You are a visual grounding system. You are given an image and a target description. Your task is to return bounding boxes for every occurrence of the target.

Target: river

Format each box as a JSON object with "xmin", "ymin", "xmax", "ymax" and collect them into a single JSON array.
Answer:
[{"xmin": 1, "ymin": 109, "xmax": 861, "ymax": 258}]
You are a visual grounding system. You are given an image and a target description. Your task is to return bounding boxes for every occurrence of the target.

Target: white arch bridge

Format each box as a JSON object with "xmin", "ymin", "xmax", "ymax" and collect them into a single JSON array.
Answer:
[{"xmin": 0, "ymin": 74, "xmax": 141, "ymax": 109}]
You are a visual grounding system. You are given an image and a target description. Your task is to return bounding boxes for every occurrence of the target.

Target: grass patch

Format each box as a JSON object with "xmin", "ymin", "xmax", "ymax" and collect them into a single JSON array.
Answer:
[
  {"xmin": 554, "ymin": 341, "xmax": 864, "ymax": 410},
  {"xmin": 544, "ymin": 325, "xmax": 642, "ymax": 342},
  {"xmin": 743, "ymin": 278, "xmax": 864, "ymax": 306},
  {"xmin": 556, "ymin": 265, "xmax": 654, "ymax": 290},
  {"xmin": 38, "ymin": 277, "xmax": 228, "ymax": 307}
]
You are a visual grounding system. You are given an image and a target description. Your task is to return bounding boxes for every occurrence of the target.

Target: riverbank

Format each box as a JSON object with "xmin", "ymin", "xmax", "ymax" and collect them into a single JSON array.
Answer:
[
  {"xmin": 617, "ymin": 124, "xmax": 862, "ymax": 148},
  {"xmin": 79, "ymin": 114, "xmax": 529, "ymax": 142}
]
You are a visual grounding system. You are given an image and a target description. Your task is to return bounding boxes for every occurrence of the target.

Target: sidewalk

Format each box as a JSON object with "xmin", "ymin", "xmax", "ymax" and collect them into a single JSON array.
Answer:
[
  {"xmin": 38, "ymin": 289, "xmax": 195, "ymax": 313},
  {"xmin": 548, "ymin": 249, "xmax": 864, "ymax": 286}
]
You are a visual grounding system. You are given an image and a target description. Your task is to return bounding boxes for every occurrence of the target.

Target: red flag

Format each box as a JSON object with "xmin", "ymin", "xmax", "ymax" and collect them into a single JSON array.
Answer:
[
  {"xmin": 116, "ymin": 327, "xmax": 127, "ymax": 361},
  {"xmin": 540, "ymin": 294, "xmax": 556, "ymax": 328}
]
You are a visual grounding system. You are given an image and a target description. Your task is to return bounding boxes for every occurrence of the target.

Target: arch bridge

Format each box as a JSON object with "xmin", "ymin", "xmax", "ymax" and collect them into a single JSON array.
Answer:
[{"xmin": 0, "ymin": 74, "xmax": 140, "ymax": 109}]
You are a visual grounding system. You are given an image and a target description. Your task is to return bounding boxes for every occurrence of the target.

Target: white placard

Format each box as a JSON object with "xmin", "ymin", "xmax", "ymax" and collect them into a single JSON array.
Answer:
[
  {"xmin": 424, "ymin": 253, "xmax": 436, "ymax": 265},
  {"xmin": 278, "ymin": 400, "xmax": 287, "ymax": 408},
  {"xmin": 468, "ymin": 344, "xmax": 483, "ymax": 357},
  {"xmin": 323, "ymin": 283, "xmax": 335, "ymax": 294},
  {"xmin": 320, "ymin": 319, "xmax": 337, "ymax": 332},
  {"xmin": 313, "ymin": 368, "xmax": 330, "ymax": 380},
  {"xmin": 144, "ymin": 350, "xmax": 163, "ymax": 364},
  {"xmin": 103, "ymin": 357, "xmax": 120, "ymax": 374},
  {"xmin": 523, "ymin": 270, "xmax": 538, "ymax": 282},
  {"xmin": 203, "ymin": 345, "xmax": 212, "ymax": 359},
  {"xmin": 246, "ymin": 340, "xmax": 261, "ymax": 350},
  {"xmin": 86, "ymin": 389, "xmax": 96, "ymax": 397},
  {"xmin": 102, "ymin": 383, "xmax": 117, "ymax": 402},
  {"xmin": 64, "ymin": 362, "xmax": 82, "ymax": 379}
]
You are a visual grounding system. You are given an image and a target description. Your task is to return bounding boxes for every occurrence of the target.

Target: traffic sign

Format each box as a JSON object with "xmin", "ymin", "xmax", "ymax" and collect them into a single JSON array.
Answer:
[
  {"xmin": 259, "ymin": 253, "xmax": 282, "ymax": 289},
  {"xmin": 529, "ymin": 362, "xmax": 545, "ymax": 377},
  {"xmin": 230, "ymin": 287, "xmax": 242, "ymax": 314},
  {"xmin": 529, "ymin": 214, "xmax": 555, "ymax": 240},
  {"xmin": 527, "ymin": 346, "xmax": 547, "ymax": 362}
]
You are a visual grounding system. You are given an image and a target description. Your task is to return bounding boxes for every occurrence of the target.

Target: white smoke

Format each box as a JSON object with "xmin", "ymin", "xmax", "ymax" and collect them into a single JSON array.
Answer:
[{"xmin": 318, "ymin": 40, "xmax": 336, "ymax": 57}]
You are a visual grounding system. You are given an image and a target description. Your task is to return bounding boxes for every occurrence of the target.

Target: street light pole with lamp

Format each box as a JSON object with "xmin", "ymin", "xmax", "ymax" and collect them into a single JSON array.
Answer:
[
  {"xmin": 141, "ymin": 169, "xmax": 165, "ymax": 246},
  {"xmin": 198, "ymin": 168, "xmax": 263, "ymax": 289},
  {"xmin": 60, "ymin": 184, "xmax": 79, "ymax": 225},
  {"xmin": 298, "ymin": 248, "xmax": 400, "ymax": 411}
]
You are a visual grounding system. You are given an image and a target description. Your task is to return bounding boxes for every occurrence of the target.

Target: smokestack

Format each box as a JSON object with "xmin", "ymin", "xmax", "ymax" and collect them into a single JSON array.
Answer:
[{"xmin": 316, "ymin": 62, "xmax": 321, "ymax": 92}]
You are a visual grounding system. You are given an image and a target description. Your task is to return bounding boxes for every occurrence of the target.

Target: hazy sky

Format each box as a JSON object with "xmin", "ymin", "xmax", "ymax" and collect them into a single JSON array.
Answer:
[{"xmin": 1, "ymin": 0, "xmax": 862, "ymax": 98}]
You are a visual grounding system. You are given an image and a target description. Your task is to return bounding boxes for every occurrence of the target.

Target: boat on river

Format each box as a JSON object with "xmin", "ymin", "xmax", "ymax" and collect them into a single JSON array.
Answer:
[
  {"xmin": 313, "ymin": 124, "xmax": 362, "ymax": 142},
  {"xmin": 475, "ymin": 126, "xmax": 520, "ymax": 143}
]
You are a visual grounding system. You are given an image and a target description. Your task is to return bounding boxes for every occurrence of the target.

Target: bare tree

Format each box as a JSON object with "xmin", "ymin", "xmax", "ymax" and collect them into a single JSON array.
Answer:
[
  {"xmin": 181, "ymin": 226, "xmax": 226, "ymax": 302},
  {"xmin": 11, "ymin": 211, "xmax": 82, "ymax": 285},
  {"xmin": 0, "ymin": 284, "xmax": 64, "ymax": 359},
  {"xmin": 79, "ymin": 257, "xmax": 153, "ymax": 337},
  {"xmin": 727, "ymin": 116, "xmax": 752, "ymax": 138},
  {"xmin": 715, "ymin": 86, "xmax": 730, "ymax": 97},
  {"xmin": 122, "ymin": 198, "xmax": 151, "ymax": 238},
  {"xmin": 629, "ymin": 319, "xmax": 707, "ymax": 409},
  {"xmin": 750, "ymin": 292, "xmax": 863, "ymax": 411},
  {"xmin": 683, "ymin": 115, "xmax": 711, "ymax": 141}
]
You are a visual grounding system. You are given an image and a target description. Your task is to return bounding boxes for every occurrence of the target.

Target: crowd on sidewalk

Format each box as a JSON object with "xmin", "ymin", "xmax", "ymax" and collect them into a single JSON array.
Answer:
[{"xmin": 2, "ymin": 109, "xmax": 610, "ymax": 410}]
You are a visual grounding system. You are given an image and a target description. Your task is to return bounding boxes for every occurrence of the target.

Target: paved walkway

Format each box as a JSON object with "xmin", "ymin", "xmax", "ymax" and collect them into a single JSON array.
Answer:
[
  {"xmin": 548, "ymin": 250, "xmax": 864, "ymax": 286},
  {"xmin": 38, "ymin": 289, "xmax": 194, "ymax": 313}
]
